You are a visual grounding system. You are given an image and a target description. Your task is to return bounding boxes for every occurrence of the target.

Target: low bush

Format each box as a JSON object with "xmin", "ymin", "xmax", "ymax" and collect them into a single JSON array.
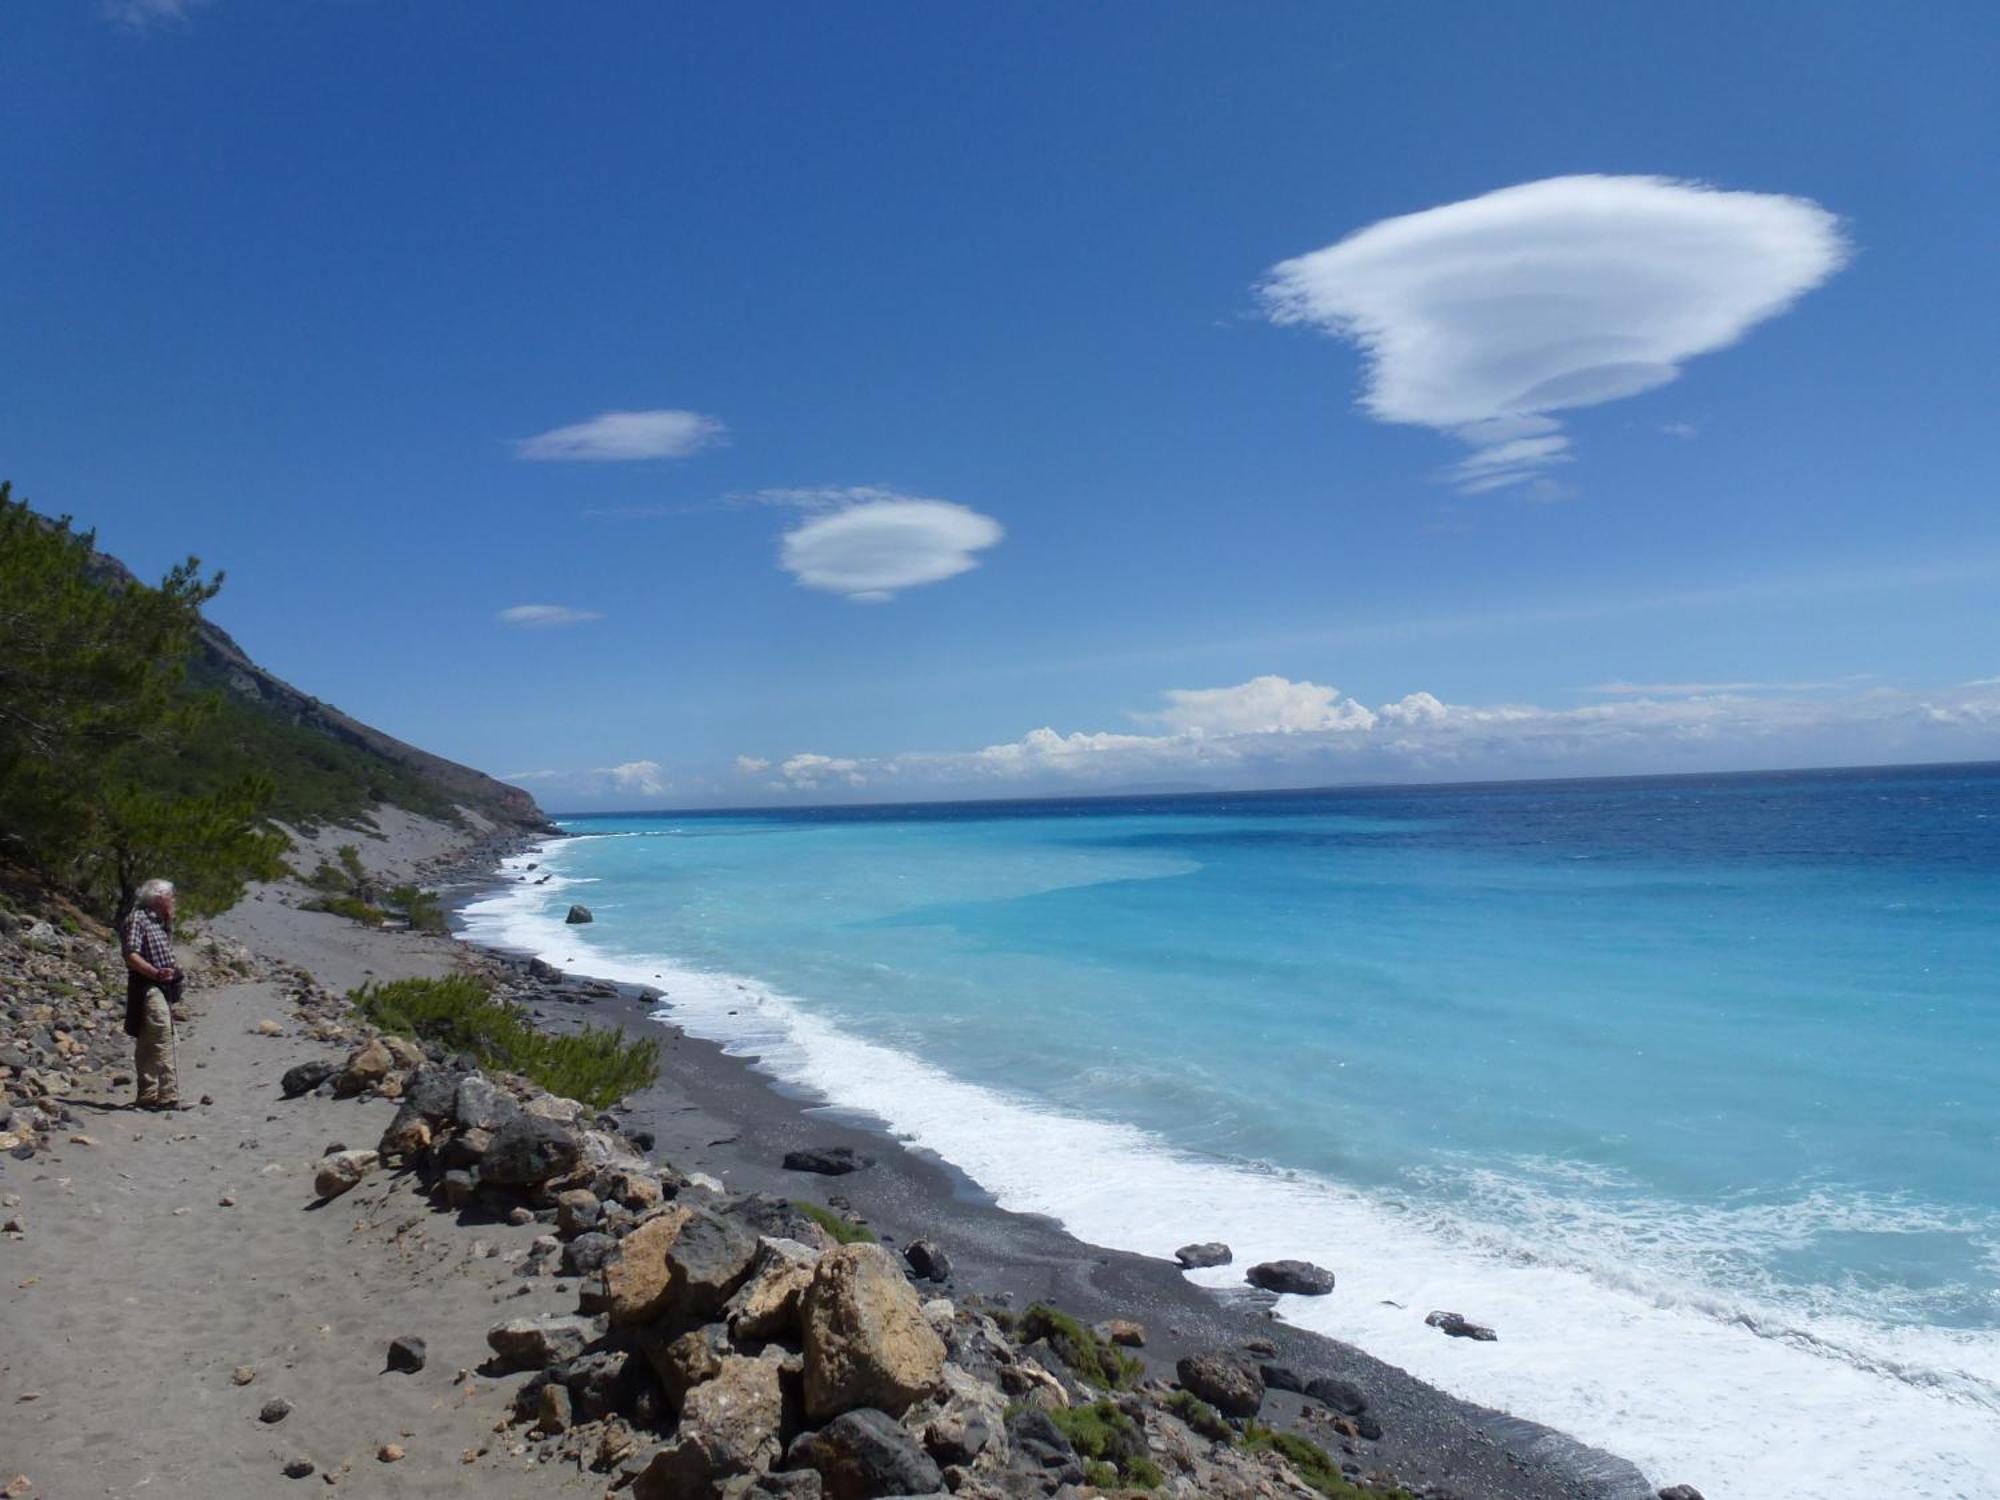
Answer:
[
  {"xmin": 1019, "ymin": 1303, "xmax": 1144, "ymax": 1390},
  {"xmin": 1241, "ymin": 1423, "xmax": 1407, "ymax": 1499},
  {"xmin": 791, "ymin": 1200, "xmax": 878, "ymax": 1245},
  {"xmin": 1047, "ymin": 1398, "xmax": 1158, "ymax": 1489},
  {"xmin": 350, "ymin": 974, "xmax": 660, "ymax": 1108}
]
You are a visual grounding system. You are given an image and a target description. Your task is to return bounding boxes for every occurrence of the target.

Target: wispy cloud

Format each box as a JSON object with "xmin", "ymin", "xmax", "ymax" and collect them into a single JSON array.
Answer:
[
  {"xmin": 1259, "ymin": 175, "xmax": 1847, "ymax": 493},
  {"xmin": 105, "ymin": 0, "xmax": 211, "ymax": 28},
  {"xmin": 497, "ymin": 603, "xmax": 604, "ymax": 628},
  {"xmin": 733, "ymin": 755, "xmax": 772, "ymax": 774},
  {"xmin": 1585, "ymin": 677, "xmax": 1869, "ymax": 697},
  {"xmin": 753, "ymin": 674, "xmax": 2000, "ymax": 796},
  {"xmin": 778, "ymin": 491, "xmax": 1004, "ymax": 602},
  {"xmin": 516, "ymin": 409, "xmax": 726, "ymax": 462},
  {"xmin": 506, "ymin": 759, "xmax": 666, "ymax": 800}
]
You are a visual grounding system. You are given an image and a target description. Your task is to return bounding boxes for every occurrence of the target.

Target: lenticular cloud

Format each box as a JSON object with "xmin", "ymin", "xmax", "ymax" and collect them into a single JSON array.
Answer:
[{"xmin": 1260, "ymin": 175, "xmax": 1848, "ymax": 491}]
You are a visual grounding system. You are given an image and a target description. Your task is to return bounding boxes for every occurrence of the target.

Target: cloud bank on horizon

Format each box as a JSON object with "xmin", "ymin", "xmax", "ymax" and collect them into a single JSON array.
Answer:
[{"xmin": 1260, "ymin": 175, "xmax": 1849, "ymax": 493}]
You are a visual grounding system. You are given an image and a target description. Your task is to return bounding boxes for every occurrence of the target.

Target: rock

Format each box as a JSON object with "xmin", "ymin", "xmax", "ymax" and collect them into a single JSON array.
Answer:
[
  {"xmin": 565, "ymin": 904, "xmax": 593, "ymax": 924},
  {"xmin": 528, "ymin": 957, "xmax": 563, "ymax": 983},
  {"xmin": 561, "ymin": 1231, "xmax": 618, "ymax": 1277},
  {"xmin": 801, "ymin": 1243, "xmax": 947, "ymax": 1422},
  {"xmin": 486, "ymin": 1314, "xmax": 596, "ymax": 1372},
  {"xmin": 22, "ymin": 920, "xmax": 65, "ymax": 953},
  {"xmin": 398, "ymin": 1062, "xmax": 461, "ymax": 1119},
  {"xmin": 260, "ymin": 1398, "xmax": 292, "ymax": 1423},
  {"xmin": 784, "ymin": 1145, "xmax": 872, "ymax": 1176},
  {"xmin": 785, "ymin": 1407, "xmax": 943, "ymax": 1499},
  {"xmin": 602, "ymin": 1204, "xmax": 758, "ymax": 1327},
  {"xmin": 558, "ymin": 1348, "xmax": 633, "ymax": 1422},
  {"xmin": 917, "ymin": 1363, "xmax": 1008, "ymax": 1468},
  {"xmin": 633, "ymin": 1356, "xmax": 783, "ymax": 1497},
  {"xmin": 1303, "ymin": 1375, "xmax": 1369, "ymax": 1415},
  {"xmin": 0, "ymin": 1478, "xmax": 27, "ymax": 1500},
  {"xmin": 377, "ymin": 1442, "xmax": 405, "ymax": 1463},
  {"xmin": 381, "ymin": 1035, "xmax": 426, "ymax": 1070},
  {"xmin": 1258, "ymin": 1363, "xmax": 1305, "ymax": 1394},
  {"xmin": 280, "ymin": 1060, "xmax": 337, "ymax": 1098},
  {"xmin": 1096, "ymin": 1319, "xmax": 1146, "ymax": 1348},
  {"xmin": 255, "ymin": 1019, "xmax": 283, "ymax": 1036},
  {"xmin": 480, "ymin": 1115, "xmax": 582, "ymax": 1186},
  {"xmin": 217, "ymin": 1195, "xmax": 237, "ymax": 1208},
  {"xmin": 557, "ymin": 1188, "xmax": 602, "ymax": 1234},
  {"xmin": 1005, "ymin": 1404, "xmax": 1081, "ymax": 1478},
  {"xmin": 536, "ymin": 1381, "xmax": 573, "ymax": 1435},
  {"xmin": 726, "ymin": 1236, "xmax": 820, "ymax": 1341},
  {"xmin": 312, "ymin": 1149, "xmax": 379, "ymax": 1201},
  {"xmin": 377, "ymin": 1105, "xmax": 432, "ymax": 1158},
  {"xmin": 1245, "ymin": 1259, "xmax": 1335, "ymax": 1296},
  {"xmin": 1425, "ymin": 1309, "xmax": 1497, "ymax": 1341},
  {"xmin": 1176, "ymin": 1350, "xmax": 1263, "ymax": 1418},
  {"xmin": 506, "ymin": 1204, "xmax": 534, "ymax": 1226},
  {"xmin": 231, "ymin": 1365, "xmax": 257, "ymax": 1386},
  {"xmin": 643, "ymin": 1322, "xmax": 732, "ymax": 1407},
  {"xmin": 902, "ymin": 1240, "xmax": 951, "ymax": 1283},
  {"xmin": 1658, "ymin": 1488, "xmax": 1706, "ymax": 1500},
  {"xmin": 282, "ymin": 1456, "xmax": 315, "ymax": 1478},
  {"xmin": 332, "ymin": 1038, "xmax": 393, "ymax": 1096},
  {"xmin": 441, "ymin": 1169, "xmax": 476, "ymax": 1209},
  {"xmin": 385, "ymin": 1335, "xmax": 427, "ymax": 1373},
  {"xmin": 441, "ymin": 1127, "xmax": 493, "ymax": 1170},
  {"xmin": 453, "ymin": 1074, "xmax": 519, "ymax": 1133},
  {"xmin": 1174, "ymin": 1242, "xmax": 1232, "ymax": 1269}
]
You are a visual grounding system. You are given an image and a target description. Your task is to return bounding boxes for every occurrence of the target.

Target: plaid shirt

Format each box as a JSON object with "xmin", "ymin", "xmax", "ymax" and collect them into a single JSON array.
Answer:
[{"xmin": 122, "ymin": 907, "xmax": 176, "ymax": 975}]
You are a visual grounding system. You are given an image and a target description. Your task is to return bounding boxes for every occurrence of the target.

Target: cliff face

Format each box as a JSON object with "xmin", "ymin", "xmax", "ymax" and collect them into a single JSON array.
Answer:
[{"xmin": 79, "ymin": 541, "xmax": 551, "ymax": 833}]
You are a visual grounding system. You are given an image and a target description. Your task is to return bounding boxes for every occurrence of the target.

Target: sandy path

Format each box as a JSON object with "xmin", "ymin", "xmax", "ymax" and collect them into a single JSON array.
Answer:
[{"xmin": 0, "ymin": 978, "xmax": 588, "ymax": 1499}]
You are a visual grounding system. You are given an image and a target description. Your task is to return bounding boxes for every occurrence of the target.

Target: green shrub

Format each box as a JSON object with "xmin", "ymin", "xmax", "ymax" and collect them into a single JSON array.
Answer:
[
  {"xmin": 386, "ymin": 883, "xmax": 448, "ymax": 933},
  {"xmin": 791, "ymin": 1200, "xmax": 878, "ymax": 1244},
  {"xmin": 1167, "ymin": 1389, "xmax": 1233, "ymax": 1441},
  {"xmin": 350, "ymin": 974, "xmax": 661, "ymax": 1109},
  {"xmin": 1047, "ymin": 1399, "xmax": 1157, "ymax": 1489},
  {"xmin": 1240, "ymin": 1423, "xmax": 1407, "ymax": 1499},
  {"xmin": 1019, "ymin": 1304, "xmax": 1144, "ymax": 1390},
  {"xmin": 1081, "ymin": 1460, "xmax": 1118, "ymax": 1489},
  {"xmin": 303, "ymin": 893, "xmax": 388, "ymax": 925}
]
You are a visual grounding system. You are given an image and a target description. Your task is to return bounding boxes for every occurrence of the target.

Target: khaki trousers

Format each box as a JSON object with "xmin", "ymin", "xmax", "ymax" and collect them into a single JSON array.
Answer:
[{"xmin": 134, "ymin": 988, "xmax": 178, "ymax": 1107}]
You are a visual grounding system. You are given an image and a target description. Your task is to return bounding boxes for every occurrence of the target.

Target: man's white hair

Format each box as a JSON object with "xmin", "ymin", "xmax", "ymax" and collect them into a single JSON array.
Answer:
[{"xmin": 135, "ymin": 878, "xmax": 176, "ymax": 908}]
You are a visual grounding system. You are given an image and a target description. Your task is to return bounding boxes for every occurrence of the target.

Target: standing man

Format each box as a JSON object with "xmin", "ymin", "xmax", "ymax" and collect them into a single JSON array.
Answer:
[{"xmin": 121, "ymin": 878, "xmax": 182, "ymax": 1110}]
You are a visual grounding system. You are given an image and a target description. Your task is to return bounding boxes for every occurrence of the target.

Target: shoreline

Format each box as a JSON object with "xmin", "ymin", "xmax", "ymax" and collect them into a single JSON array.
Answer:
[{"xmin": 447, "ymin": 836, "xmax": 1657, "ymax": 1500}]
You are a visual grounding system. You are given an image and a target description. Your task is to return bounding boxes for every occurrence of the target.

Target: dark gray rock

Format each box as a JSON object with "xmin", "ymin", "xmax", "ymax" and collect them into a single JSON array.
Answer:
[
  {"xmin": 561, "ymin": 1231, "xmax": 618, "ymax": 1276},
  {"xmin": 399, "ymin": 1063, "xmax": 460, "ymax": 1119},
  {"xmin": 1658, "ymin": 1488, "xmax": 1706, "ymax": 1500},
  {"xmin": 1258, "ymin": 1362, "xmax": 1306, "ymax": 1394},
  {"xmin": 786, "ymin": 1408, "xmax": 944, "ymax": 1499},
  {"xmin": 486, "ymin": 1314, "xmax": 595, "ymax": 1372},
  {"xmin": 481, "ymin": 1115, "xmax": 582, "ymax": 1186},
  {"xmin": 558, "ymin": 1348, "xmax": 634, "ymax": 1422},
  {"xmin": 1173, "ymin": 1241, "xmax": 1232, "ymax": 1269},
  {"xmin": 259, "ymin": 1397, "xmax": 292, "ymax": 1423},
  {"xmin": 784, "ymin": 1145, "xmax": 873, "ymax": 1176},
  {"xmin": 1425, "ymin": 1309, "xmax": 1497, "ymax": 1341},
  {"xmin": 1003, "ymin": 1405, "xmax": 1082, "ymax": 1480},
  {"xmin": 664, "ymin": 1208, "xmax": 760, "ymax": 1323},
  {"xmin": 1304, "ymin": 1375, "xmax": 1369, "ymax": 1415},
  {"xmin": 529, "ymin": 957, "xmax": 563, "ymax": 983},
  {"xmin": 385, "ymin": 1335, "xmax": 427, "ymax": 1373},
  {"xmin": 282, "ymin": 1457, "xmax": 315, "ymax": 1478},
  {"xmin": 441, "ymin": 1169, "xmax": 477, "ymax": 1209},
  {"xmin": 1245, "ymin": 1258, "xmax": 1335, "ymax": 1296},
  {"xmin": 902, "ymin": 1240, "xmax": 951, "ymax": 1282},
  {"xmin": 453, "ymin": 1074, "xmax": 519, "ymax": 1133},
  {"xmin": 1176, "ymin": 1349, "xmax": 1263, "ymax": 1418},
  {"xmin": 279, "ymin": 1060, "xmax": 337, "ymax": 1098},
  {"xmin": 565, "ymin": 904, "xmax": 593, "ymax": 924}
]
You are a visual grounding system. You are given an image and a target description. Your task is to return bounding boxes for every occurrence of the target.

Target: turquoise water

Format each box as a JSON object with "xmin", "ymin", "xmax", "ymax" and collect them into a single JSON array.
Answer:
[{"xmin": 459, "ymin": 763, "xmax": 2000, "ymax": 1498}]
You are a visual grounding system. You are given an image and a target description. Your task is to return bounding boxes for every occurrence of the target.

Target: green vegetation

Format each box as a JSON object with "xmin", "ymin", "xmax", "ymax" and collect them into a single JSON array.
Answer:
[
  {"xmin": 1241, "ymin": 1423, "xmax": 1408, "ymax": 1500},
  {"xmin": 1166, "ymin": 1389, "xmax": 1234, "ymax": 1442},
  {"xmin": 351, "ymin": 974, "xmax": 661, "ymax": 1109},
  {"xmin": 1019, "ymin": 1303, "xmax": 1145, "ymax": 1391},
  {"xmin": 300, "ymin": 844, "xmax": 447, "ymax": 932},
  {"xmin": 1046, "ymin": 1398, "xmax": 1159, "ymax": 1490},
  {"xmin": 790, "ymin": 1200, "xmax": 878, "ymax": 1245},
  {"xmin": 0, "ymin": 484, "xmax": 288, "ymax": 916}
]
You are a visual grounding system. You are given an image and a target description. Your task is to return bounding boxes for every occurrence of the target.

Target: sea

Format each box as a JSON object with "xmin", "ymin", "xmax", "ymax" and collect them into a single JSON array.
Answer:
[{"xmin": 456, "ymin": 761, "xmax": 2000, "ymax": 1499}]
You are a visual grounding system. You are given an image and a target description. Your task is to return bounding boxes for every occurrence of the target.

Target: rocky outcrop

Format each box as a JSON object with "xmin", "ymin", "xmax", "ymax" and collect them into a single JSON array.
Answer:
[{"xmin": 1174, "ymin": 1241, "xmax": 1232, "ymax": 1268}]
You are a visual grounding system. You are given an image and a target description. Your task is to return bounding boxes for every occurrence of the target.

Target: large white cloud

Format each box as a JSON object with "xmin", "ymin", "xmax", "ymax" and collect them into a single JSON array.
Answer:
[
  {"xmin": 753, "ymin": 675, "xmax": 2000, "ymax": 797},
  {"xmin": 1259, "ymin": 175, "xmax": 1848, "ymax": 492},
  {"xmin": 779, "ymin": 495, "xmax": 1004, "ymax": 602},
  {"xmin": 516, "ymin": 409, "xmax": 725, "ymax": 461}
]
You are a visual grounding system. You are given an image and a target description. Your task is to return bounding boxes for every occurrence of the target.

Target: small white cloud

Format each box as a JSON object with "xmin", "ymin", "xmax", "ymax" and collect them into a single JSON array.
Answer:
[
  {"xmin": 1141, "ymin": 674, "xmax": 1377, "ymax": 735},
  {"xmin": 779, "ymin": 494, "xmax": 1004, "ymax": 601},
  {"xmin": 733, "ymin": 755, "xmax": 772, "ymax": 773},
  {"xmin": 516, "ymin": 409, "xmax": 725, "ymax": 462},
  {"xmin": 1259, "ymin": 175, "xmax": 1847, "ymax": 491},
  {"xmin": 608, "ymin": 760, "xmax": 666, "ymax": 796},
  {"xmin": 778, "ymin": 752, "xmax": 865, "ymax": 788},
  {"xmin": 105, "ymin": 0, "xmax": 210, "ymax": 27},
  {"xmin": 498, "ymin": 604, "xmax": 604, "ymax": 628}
]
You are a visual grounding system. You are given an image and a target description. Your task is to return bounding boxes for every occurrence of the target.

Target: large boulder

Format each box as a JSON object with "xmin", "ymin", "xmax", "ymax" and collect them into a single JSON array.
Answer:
[
  {"xmin": 313, "ymin": 1149, "xmax": 379, "ymax": 1200},
  {"xmin": 602, "ymin": 1204, "xmax": 759, "ymax": 1329},
  {"xmin": 1176, "ymin": 1349, "xmax": 1263, "ymax": 1418},
  {"xmin": 1244, "ymin": 1259, "xmax": 1335, "ymax": 1296},
  {"xmin": 784, "ymin": 1408, "xmax": 942, "ymax": 1499},
  {"xmin": 377, "ymin": 1103, "xmax": 432, "ymax": 1158},
  {"xmin": 1174, "ymin": 1241, "xmax": 1232, "ymax": 1269},
  {"xmin": 916, "ymin": 1363, "xmax": 1008, "ymax": 1468},
  {"xmin": 642, "ymin": 1322, "xmax": 732, "ymax": 1408},
  {"xmin": 1303, "ymin": 1375, "xmax": 1369, "ymax": 1416},
  {"xmin": 725, "ymin": 1237, "xmax": 820, "ymax": 1342},
  {"xmin": 454, "ymin": 1074, "xmax": 520, "ymax": 1132},
  {"xmin": 480, "ymin": 1114, "xmax": 583, "ymax": 1186},
  {"xmin": 801, "ymin": 1244, "xmax": 946, "ymax": 1422},
  {"xmin": 566, "ymin": 905, "xmax": 593, "ymax": 925},
  {"xmin": 605, "ymin": 1207, "xmax": 697, "ymax": 1325},
  {"xmin": 399, "ymin": 1062, "xmax": 461, "ymax": 1119},
  {"xmin": 632, "ymin": 1355, "xmax": 783, "ymax": 1497},
  {"xmin": 486, "ymin": 1314, "xmax": 596, "ymax": 1372},
  {"xmin": 280, "ymin": 1059, "xmax": 337, "ymax": 1098},
  {"xmin": 332, "ymin": 1038, "xmax": 393, "ymax": 1097}
]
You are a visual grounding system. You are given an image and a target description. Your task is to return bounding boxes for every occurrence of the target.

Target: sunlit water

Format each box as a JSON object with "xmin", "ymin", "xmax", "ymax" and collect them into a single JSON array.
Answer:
[{"xmin": 458, "ymin": 763, "xmax": 2000, "ymax": 1498}]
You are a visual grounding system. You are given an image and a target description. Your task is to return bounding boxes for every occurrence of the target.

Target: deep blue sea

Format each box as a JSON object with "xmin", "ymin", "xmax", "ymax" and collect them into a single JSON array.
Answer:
[{"xmin": 459, "ymin": 762, "xmax": 2000, "ymax": 1498}]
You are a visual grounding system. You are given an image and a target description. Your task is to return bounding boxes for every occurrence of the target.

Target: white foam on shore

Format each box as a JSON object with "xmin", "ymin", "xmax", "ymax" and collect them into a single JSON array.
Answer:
[{"xmin": 459, "ymin": 842, "xmax": 2000, "ymax": 1500}]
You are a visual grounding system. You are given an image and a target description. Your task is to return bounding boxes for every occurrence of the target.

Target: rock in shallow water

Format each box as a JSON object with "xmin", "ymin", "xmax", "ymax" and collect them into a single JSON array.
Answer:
[
  {"xmin": 1174, "ymin": 1241, "xmax": 1232, "ymax": 1269},
  {"xmin": 1245, "ymin": 1258, "xmax": 1335, "ymax": 1296},
  {"xmin": 1425, "ymin": 1309, "xmax": 1498, "ymax": 1341}
]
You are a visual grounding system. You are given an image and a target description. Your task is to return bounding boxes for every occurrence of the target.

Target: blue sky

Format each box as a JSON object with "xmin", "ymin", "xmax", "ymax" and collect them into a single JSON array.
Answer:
[{"xmin": 4, "ymin": 2, "xmax": 1995, "ymax": 808}]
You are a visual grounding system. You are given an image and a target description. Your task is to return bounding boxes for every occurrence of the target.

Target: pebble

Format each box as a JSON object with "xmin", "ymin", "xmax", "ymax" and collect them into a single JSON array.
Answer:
[
  {"xmin": 67, "ymin": 1133, "xmax": 97, "ymax": 1147},
  {"xmin": 385, "ymin": 1335, "xmax": 427, "ymax": 1374},
  {"xmin": 231, "ymin": 1365, "xmax": 256, "ymax": 1385},
  {"xmin": 219, "ymin": 1195, "xmax": 238, "ymax": 1208},
  {"xmin": 201, "ymin": 1094, "xmax": 216, "ymax": 1106},
  {"xmin": 377, "ymin": 1443, "xmax": 405, "ymax": 1464},
  {"xmin": 256, "ymin": 1020, "xmax": 283, "ymax": 1036},
  {"xmin": 507, "ymin": 1207, "xmax": 534, "ymax": 1226},
  {"xmin": 4, "ymin": 1477, "xmax": 32, "ymax": 1498},
  {"xmin": 2, "ymin": 1217, "xmax": 23, "ymax": 1235},
  {"xmin": 261, "ymin": 1398, "xmax": 293, "ymax": 1423},
  {"xmin": 282, "ymin": 1456, "xmax": 315, "ymax": 1478}
]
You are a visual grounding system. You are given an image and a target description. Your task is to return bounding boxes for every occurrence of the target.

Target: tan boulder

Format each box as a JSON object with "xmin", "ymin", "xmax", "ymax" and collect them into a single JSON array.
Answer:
[
  {"xmin": 333, "ymin": 1038, "xmax": 393, "ymax": 1097},
  {"xmin": 724, "ymin": 1236, "xmax": 819, "ymax": 1342},
  {"xmin": 313, "ymin": 1149, "xmax": 379, "ymax": 1200},
  {"xmin": 601, "ymin": 1205, "xmax": 695, "ymax": 1325},
  {"xmin": 631, "ymin": 1355, "xmax": 783, "ymax": 1498},
  {"xmin": 378, "ymin": 1112, "xmax": 432, "ymax": 1158},
  {"xmin": 381, "ymin": 1035, "xmax": 426, "ymax": 1070},
  {"xmin": 801, "ymin": 1243, "xmax": 946, "ymax": 1421}
]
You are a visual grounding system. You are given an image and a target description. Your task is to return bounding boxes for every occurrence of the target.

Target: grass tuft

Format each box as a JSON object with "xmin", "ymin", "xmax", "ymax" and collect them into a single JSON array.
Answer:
[
  {"xmin": 791, "ymin": 1199, "xmax": 878, "ymax": 1244},
  {"xmin": 1241, "ymin": 1423, "xmax": 1410, "ymax": 1499},
  {"xmin": 1047, "ymin": 1398, "xmax": 1158, "ymax": 1489},
  {"xmin": 1020, "ymin": 1304, "xmax": 1145, "ymax": 1391}
]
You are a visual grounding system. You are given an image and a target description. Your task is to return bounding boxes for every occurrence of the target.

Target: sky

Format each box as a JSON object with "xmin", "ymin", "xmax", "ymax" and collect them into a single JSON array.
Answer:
[{"xmin": 3, "ymin": 1, "xmax": 1996, "ymax": 809}]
